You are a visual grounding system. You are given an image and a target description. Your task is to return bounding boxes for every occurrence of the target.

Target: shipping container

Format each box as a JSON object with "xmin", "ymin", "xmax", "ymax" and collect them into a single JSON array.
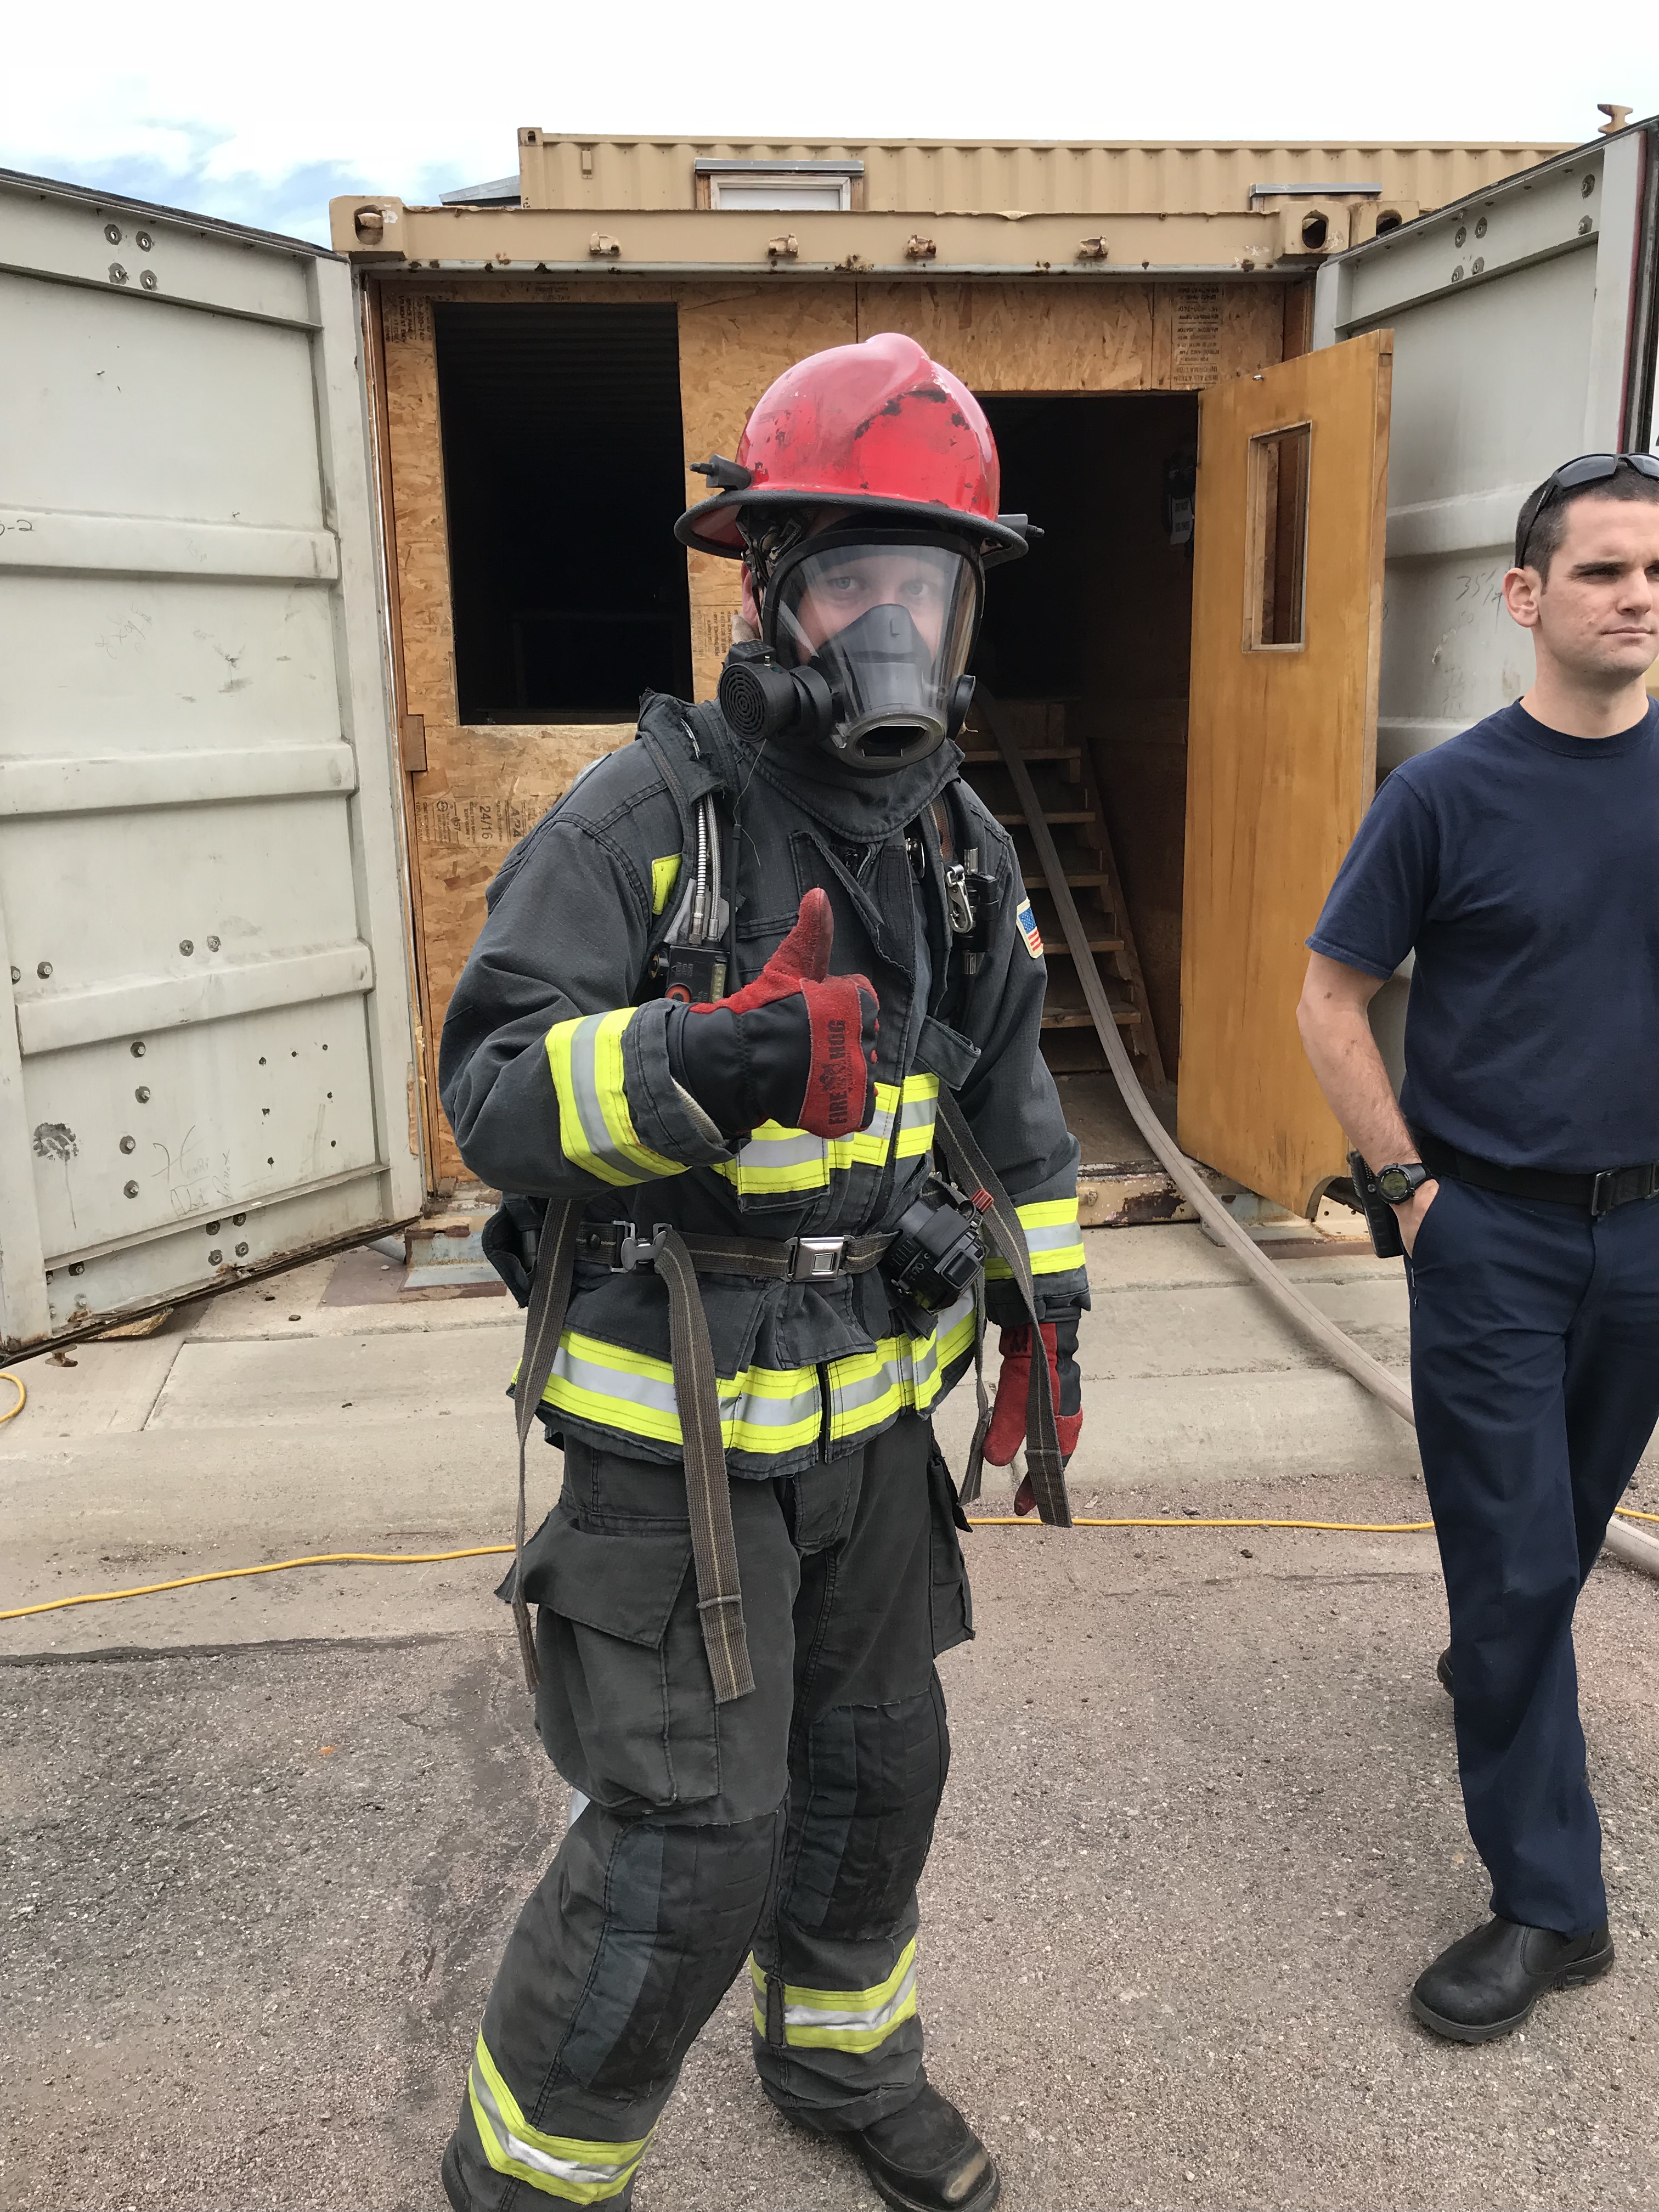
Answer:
[{"xmin": 1, "ymin": 118, "xmax": 1652, "ymax": 1348}]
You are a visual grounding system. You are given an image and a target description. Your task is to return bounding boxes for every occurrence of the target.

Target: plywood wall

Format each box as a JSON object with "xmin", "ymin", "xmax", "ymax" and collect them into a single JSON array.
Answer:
[
  {"xmin": 376, "ymin": 273, "xmax": 1290, "ymax": 1189},
  {"xmin": 676, "ymin": 285, "xmax": 857, "ymax": 698}
]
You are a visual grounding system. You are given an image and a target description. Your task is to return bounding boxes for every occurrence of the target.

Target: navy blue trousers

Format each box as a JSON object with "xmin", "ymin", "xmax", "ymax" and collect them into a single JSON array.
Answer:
[{"xmin": 1407, "ymin": 1175, "xmax": 1659, "ymax": 1934}]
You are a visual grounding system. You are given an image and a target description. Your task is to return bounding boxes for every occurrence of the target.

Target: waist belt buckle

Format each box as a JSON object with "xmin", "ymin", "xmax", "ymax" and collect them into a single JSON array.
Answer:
[
  {"xmin": 789, "ymin": 1235, "xmax": 847, "ymax": 1283},
  {"xmin": 614, "ymin": 1222, "xmax": 671, "ymax": 1272},
  {"xmin": 1591, "ymin": 1171, "xmax": 1617, "ymax": 1218}
]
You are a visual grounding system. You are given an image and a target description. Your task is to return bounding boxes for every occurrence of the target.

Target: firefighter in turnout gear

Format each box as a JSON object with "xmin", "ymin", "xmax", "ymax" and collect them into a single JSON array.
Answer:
[{"xmin": 438, "ymin": 331, "xmax": 1088, "ymax": 2212}]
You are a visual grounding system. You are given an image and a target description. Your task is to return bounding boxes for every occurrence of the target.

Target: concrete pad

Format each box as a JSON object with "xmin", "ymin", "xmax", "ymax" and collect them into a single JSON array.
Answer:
[
  {"xmin": 185, "ymin": 1255, "xmax": 514, "ymax": 1341},
  {"xmin": 1082, "ymin": 1222, "xmax": 1404, "ymax": 1293},
  {"xmin": 0, "ymin": 1336, "xmax": 184, "ymax": 1453},
  {"xmin": 1060, "ymin": 1370, "xmax": 1424, "ymax": 1491},
  {"xmin": 145, "ymin": 1323, "xmax": 524, "ymax": 1428}
]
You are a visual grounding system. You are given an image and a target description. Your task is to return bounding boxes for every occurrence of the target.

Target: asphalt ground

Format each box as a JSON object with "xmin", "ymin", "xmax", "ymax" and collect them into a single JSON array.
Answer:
[{"xmin": 3, "ymin": 1232, "xmax": 1658, "ymax": 2209}]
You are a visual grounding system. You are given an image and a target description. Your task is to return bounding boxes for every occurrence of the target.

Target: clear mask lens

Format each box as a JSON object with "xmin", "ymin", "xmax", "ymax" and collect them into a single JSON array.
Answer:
[{"xmin": 770, "ymin": 543, "xmax": 979, "ymax": 761}]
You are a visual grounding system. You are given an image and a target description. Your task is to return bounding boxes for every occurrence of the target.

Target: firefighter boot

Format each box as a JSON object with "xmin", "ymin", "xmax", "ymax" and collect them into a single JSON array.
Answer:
[{"xmin": 845, "ymin": 2082, "xmax": 1000, "ymax": 2212}]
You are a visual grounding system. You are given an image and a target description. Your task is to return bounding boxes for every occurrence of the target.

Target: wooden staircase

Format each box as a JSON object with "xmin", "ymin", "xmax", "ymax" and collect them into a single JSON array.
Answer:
[{"xmin": 959, "ymin": 696, "xmax": 1166, "ymax": 1091}]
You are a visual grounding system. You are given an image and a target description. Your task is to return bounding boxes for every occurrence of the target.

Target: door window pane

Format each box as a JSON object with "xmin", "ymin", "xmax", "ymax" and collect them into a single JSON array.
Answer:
[{"xmin": 1246, "ymin": 423, "xmax": 1311, "ymax": 649}]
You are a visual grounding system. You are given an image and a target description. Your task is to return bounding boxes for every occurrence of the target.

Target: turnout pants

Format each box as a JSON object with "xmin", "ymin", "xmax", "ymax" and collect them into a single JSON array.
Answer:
[
  {"xmin": 443, "ymin": 1411, "xmax": 973, "ymax": 2209},
  {"xmin": 1407, "ymin": 1177, "xmax": 1659, "ymax": 1935}
]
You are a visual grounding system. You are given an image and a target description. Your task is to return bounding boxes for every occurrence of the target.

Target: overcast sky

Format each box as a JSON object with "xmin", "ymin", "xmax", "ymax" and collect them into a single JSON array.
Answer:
[{"xmin": 3, "ymin": 1, "xmax": 1653, "ymax": 245}]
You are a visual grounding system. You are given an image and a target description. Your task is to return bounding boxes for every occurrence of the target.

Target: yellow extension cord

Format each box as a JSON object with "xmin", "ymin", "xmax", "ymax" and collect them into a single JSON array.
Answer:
[{"xmin": 2, "ymin": 1503, "xmax": 1655, "ymax": 1624}]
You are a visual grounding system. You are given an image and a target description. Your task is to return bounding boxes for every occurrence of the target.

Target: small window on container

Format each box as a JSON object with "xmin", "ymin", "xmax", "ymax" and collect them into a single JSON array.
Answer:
[
  {"xmin": 709, "ymin": 172, "xmax": 851, "ymax": 211},
  {"xmin": 1245, "ymin": 422, "xmax": 1311, "ymax": 650}
]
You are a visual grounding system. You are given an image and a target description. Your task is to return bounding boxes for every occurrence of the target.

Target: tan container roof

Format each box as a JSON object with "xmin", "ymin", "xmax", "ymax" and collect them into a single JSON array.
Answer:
[{"xmin": 513, "ymin": 133, "xmax": 1568, "ymax": 217}]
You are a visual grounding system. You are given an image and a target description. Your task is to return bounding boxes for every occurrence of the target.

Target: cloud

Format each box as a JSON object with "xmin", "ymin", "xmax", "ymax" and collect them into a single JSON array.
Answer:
[{"xmin": 1, "ymin": 0, "xmax": 1652, "ymax": 244}]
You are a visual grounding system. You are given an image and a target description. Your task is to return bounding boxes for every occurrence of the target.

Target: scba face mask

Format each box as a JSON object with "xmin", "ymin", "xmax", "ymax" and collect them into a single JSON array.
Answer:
[{"xmin": 718, "ymin": 535, "xmax": 982, "ymax": 775}]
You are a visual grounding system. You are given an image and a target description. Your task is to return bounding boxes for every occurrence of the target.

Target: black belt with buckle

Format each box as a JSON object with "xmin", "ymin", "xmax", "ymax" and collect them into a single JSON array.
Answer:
[
  {"xmin": 1413, "ymin": 1131, "xmax": 1659, "ymax": 1218},
  {"xmin": 580, "ymin": 1220, "xmax": 893, "ymax": 1282}
]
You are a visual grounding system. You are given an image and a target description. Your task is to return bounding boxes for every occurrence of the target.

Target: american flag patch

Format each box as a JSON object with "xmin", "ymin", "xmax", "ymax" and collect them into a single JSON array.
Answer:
[{"xmin": 1016, "ymin": 898, "xmax": 1043, "ymax": 959}]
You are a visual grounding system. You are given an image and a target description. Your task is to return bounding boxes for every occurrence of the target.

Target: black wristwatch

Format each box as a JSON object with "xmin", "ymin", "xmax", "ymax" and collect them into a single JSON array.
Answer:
[{"xmin": 1375, "ymin": 1160, "xmax": 1431, "ymax": 1205}]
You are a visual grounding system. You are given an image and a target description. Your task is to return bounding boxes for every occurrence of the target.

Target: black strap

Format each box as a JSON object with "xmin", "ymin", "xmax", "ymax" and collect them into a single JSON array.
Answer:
[
  {"xmin": 578, "ymin": 1221, "xmax": 890, "ymax": 1278},
  {"xmin": 511, "ymin": 1199, "xmax": 583, "ymax": 1691},
  {"xmin": 1414, "ymin": 1130, "xmax": 1659, "ymax": 1216},
  {"xmin": 931, "ymin": 1088, "xmax": 1071, "ymax": 1528},
  {"xmin": 654, "ymin": 1229, "xmax": 754, "ymax": 1703}
]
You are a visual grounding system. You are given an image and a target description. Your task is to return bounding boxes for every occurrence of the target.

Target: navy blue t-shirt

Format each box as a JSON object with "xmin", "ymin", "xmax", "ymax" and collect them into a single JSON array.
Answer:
[{"xmin": 1307, "ymin": 699, "xmax": 1659, "ymax": 1173}]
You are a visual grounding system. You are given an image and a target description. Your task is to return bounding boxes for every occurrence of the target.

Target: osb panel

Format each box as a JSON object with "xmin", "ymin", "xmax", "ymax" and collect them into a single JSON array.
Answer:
[
  {"xmin": 675, "ymin": 284, "xmax": 859, "ymax": 699},
  {"xmin": 856, "ymin": 283, "xmax": 1155, "ymax": 393},
  {"xmin": 1150, "ymin": 284, "xmax": 1285, "ymax": 389},
  {"xmin": 411, "ymin": 721, "xmax": 635, "ymax": 1182},
  {"xmin": 381, "ymin": 291, "xmax": 457, "ymax": 727}
]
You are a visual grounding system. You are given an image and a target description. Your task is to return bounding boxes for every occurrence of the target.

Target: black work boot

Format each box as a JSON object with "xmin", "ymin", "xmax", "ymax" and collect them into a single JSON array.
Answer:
[
  {"xmin": 1410, "ymin": 1915, "xmax": 1615, "ymax": 2042},
  {"xmin": 844, "ymin": 2083, "xmax": 1000, "ymax": 2212},
  {"xmin": 1436, "ymin": 1645, "xmax": 1453, "ymax": 1696}
]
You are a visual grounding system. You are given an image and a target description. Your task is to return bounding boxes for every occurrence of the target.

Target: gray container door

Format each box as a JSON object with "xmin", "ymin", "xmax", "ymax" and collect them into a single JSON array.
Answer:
[
  {"xmin": 0, "ymin": 172, "xmax": 422, "ymax": 1352},
  {"xmin": 1312, "ymin": 121, "xmax": 1659, "ymax": 1077}
]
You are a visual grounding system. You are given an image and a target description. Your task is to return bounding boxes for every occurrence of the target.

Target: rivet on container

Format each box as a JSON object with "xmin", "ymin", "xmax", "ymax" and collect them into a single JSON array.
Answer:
[
  {"xmin": 131, "ymin": 1040, "xmax": 146, "ymax": 1057},
  {"xmin": 125, "ymin": 1181, "xmax": 139, "ymax": 1198},
  {"xmin": 120, "ymin": 1136, "xmax": 136, "ymax": 1154}
]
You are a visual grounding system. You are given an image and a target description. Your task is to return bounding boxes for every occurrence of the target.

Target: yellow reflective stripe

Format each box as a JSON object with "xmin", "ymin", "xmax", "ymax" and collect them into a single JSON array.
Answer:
[
  {"xmin": 469, "ymin": 2035, "xmax": 650, "ymax": 2202},
  {"xmin": 852, "ymin": 1081, "xmax": 899, "ymax": 1167},
  {"xmin": 893, "ymin": 1073, "xmax": 939, "ymax": 1159},
  {"xmin": 650, "ymin": 855, "xmax": 681, "ymax": 915},
  {"xmin": 526, "ymin": 1316, "xmax": 966, "ymax": 1459},
  {"xmin": 984, "ymin": 1194, "xmax": 1086, "ymax": 1279},
  {"xmin": 932, "ymin": 1288, "xmax": 978, "ymax": 1375},
  {"xmin": 546, "ymin": 1010, "xmax": 684, "ymax": 1188},
  {"xmin": 748, "ymin": 1942, "xmax": 919, "ymax": 2054},
  {"xmin": 534, "ymin": 1329, "xmax": 825, "ymax": 1457},
  {"xmin": 709, "ymin": 1119, "xmax": 833, "ymax": 1195}
]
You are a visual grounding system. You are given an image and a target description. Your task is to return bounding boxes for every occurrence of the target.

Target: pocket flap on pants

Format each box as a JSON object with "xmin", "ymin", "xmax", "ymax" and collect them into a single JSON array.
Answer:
[{"xmin": 525, "ymin": 1509, "xmax": 693, "ymax": 1647}]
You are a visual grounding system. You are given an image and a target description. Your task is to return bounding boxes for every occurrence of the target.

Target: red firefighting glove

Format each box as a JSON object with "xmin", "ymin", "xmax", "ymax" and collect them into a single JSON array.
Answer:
[
  {"xmin": 984, "ymin": 1312, "xmax": 1084, "ymax": 1515},
  {"xmin": 676, "ymin": 888, "xmax": 879, "ymax": 1140}
]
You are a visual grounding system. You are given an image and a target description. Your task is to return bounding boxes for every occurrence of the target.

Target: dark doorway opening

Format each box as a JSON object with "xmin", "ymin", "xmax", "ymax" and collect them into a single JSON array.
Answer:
[
  {"xmin": 433, "ymin": 304, "xmax": 695, "ymax": 721},
  {"xmin": 969, "ymin": 392, "xmax": 1200, "ymax": 1165}
]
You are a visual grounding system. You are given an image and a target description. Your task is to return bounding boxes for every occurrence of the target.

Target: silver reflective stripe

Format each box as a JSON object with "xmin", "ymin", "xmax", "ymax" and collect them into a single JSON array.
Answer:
[
  {"xmin": 551, "ymin": 1339, "xmax": 681, "ymax": 1420},
  {"xmin": 738, "ymin": 1128, "xmax": 828, "ymax": 1169},
  {"xmin": 565, "ymin": 1015, "xmax": 637, "ymax": 1181},
  {"xmin": 470, "ymin": 2062, "xmax": 641, "ymax": 2200},
  {"xmin": 895, "ymin": 1094, "xmax": 937, "ymax": 1148},
  {"xmin": 832, "ymin": 1361, "xmax": 900, "ymax": 1419},
  {"xmin": 729, "ymin": 1377, "xmax": 822, "ymax": 1429},
  {"xmin": 1024, "ymin": 1220, "xmax": 1081, "ymax": 1255},
  {"xmin": 785, "ymin": 1956, "xmax": 917, "ymax": 2034}
]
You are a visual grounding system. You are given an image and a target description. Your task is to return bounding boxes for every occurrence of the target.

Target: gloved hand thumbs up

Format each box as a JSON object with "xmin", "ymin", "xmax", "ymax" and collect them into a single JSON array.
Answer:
[{"xmin": 676, "ymin": 889, "xmax": 880, "ymax": 1141}]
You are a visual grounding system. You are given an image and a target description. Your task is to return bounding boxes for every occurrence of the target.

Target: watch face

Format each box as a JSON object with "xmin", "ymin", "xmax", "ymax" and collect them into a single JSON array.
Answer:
[{"xmin": 1376, "ymin": 1166, "xmax": 1415, "ymax": 1204}]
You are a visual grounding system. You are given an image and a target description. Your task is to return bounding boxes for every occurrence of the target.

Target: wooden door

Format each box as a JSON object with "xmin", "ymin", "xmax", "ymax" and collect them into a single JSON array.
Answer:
[{"xmin": 1178, "ymin": 329, "xmax": 1392, "ymax": 1216}]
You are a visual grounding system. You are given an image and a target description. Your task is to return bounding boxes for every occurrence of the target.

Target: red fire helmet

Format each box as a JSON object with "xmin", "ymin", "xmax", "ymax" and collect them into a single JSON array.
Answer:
[{"xmin": 676, "ymin": 331, "xmax": 1032, "ymax": 565}]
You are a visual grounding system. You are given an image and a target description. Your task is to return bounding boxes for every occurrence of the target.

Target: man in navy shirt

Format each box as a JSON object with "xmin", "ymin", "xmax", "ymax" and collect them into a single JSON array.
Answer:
[{"xmin": 1299, "ymin": 453, "xmax": 1659, "ymax": 2043}]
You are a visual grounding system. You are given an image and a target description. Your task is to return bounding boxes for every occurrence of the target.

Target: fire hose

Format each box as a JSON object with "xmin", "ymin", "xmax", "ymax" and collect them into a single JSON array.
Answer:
[{"xmin": 973, "ymin": 684, "xmax": 1659, "ymax": 1585}]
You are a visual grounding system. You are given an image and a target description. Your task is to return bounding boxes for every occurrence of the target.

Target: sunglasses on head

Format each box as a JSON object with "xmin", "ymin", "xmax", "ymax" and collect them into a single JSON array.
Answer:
[{"xmin": 1516, "ymin": 452, "xmax": 1659, "ymax": 568}]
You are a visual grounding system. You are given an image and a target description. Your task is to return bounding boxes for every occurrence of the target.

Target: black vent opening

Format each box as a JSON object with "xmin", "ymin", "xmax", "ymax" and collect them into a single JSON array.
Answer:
[{"xmin": 433, "ymin": 303, "xmax": 695, "ymax": 721}]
